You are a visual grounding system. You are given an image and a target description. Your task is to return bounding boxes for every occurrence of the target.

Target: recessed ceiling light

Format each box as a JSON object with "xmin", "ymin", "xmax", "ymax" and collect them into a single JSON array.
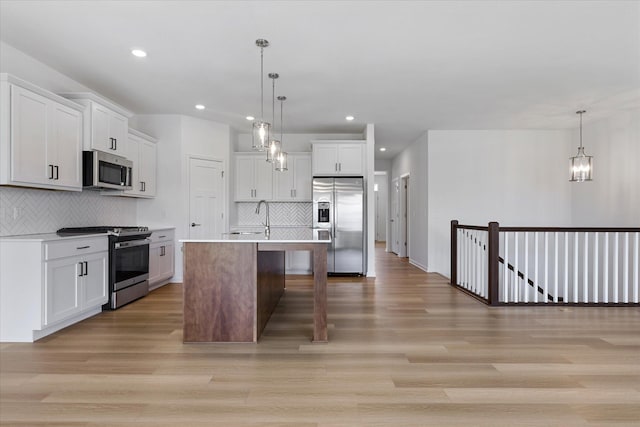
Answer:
[
  {"xmin": 195, "ymin": 104, "xmax": 205, "ymax": 110},
  {"xmin": 345, "ymin": 115, "xmax": 355, "ymax": 121},
  {"xmin": 131, "ymin": 49, "xmax": 147, "ymax": 58},
  {"xmin": 379, "ymin": 147, "xmax": 386, "ymax": 152},
  {"xmin": 246, "ymin": 116, "xmax": 255, "ymax": 121}
]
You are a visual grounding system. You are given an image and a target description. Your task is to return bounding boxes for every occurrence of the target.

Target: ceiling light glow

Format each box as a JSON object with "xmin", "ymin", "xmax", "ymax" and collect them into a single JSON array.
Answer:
[
  {"xmin": 246, "ymin": 116, "xmax": 255, "ymax": 121},
  {"xmin": 131, "ymin": 49, "xmax": 147, "ymax": 58},
  {"xmin": 195, "ymin": 104, "xmax": 205, "ymax": 110},
  {"xmin": 345, "ymin": 115, "xmax": 355, "ymax": 121},
  {"xmin": 379, "ymin": 147, "xmax": 386, "ymax": 152}
]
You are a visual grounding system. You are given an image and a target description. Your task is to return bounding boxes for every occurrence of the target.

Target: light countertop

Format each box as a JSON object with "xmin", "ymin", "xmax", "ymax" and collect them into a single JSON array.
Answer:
[
  {"xmin": 0, "ymin": 233, "xmax": 108, "ymax": 242},
  {"xmin": 181, "ymin": 228, "xmax": 330, "ymax": 243}
]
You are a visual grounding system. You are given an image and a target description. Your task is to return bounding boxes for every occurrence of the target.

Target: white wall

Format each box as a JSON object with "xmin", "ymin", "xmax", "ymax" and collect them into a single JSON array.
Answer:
[
  {"xmin": 0, "ymin": 41, "xmax": 92, "ymax": 93},
  {"xmin": 365, "ymin": 124, "xmax": 376, "ymax": 277},
  {"xmin": 571, "ymin": 108, "xmax": 640, "ymax": 226},
  {"xmin": 131, "ymin": 115, "xmax": 232, "ymax": 282},
  {"xmin": 391, "ymin": 132, "xmax": 429, "ymax": 271},
  {"xmin": 427, "ymin": 130, "xmax": 573, "ymax": 277}
]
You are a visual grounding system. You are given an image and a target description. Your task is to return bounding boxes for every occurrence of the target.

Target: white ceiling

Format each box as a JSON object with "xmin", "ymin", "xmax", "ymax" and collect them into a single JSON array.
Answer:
[{"xmin": 1, "ymin": 0, "xmax": 639, "ymax": 159}]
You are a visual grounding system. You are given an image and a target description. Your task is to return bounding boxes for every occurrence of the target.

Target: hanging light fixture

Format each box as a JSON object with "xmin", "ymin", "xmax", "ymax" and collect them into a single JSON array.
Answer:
[
  {"xmin": 274, "ymin": 95, "xmax": 288, "ymax": 171},
  {"xmin": 569, "ymin": 110, "xmax": 593, "ymax": 182},
  {"xmin": 266, "ymin": 73, "xmax": 281, "ymax": 163},
  {"xmin": 252, "ymin": 39, "xmax": 271, "ymax": 151}
]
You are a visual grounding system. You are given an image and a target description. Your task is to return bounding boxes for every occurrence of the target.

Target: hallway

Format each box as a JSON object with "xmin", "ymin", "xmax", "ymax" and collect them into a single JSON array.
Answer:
[{"xmin": 1, "ymin": 244, "xmax": 639, "ymax": 425}]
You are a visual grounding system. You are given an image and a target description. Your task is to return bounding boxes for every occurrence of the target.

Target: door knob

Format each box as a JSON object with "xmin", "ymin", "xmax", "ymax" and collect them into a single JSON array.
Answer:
[{"xmin": 191, "ymin": 222, "xmax": 201, "ymax": 227}]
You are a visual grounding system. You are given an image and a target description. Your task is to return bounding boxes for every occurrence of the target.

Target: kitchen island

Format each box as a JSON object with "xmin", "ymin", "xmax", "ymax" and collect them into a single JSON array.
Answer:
[{"xmin": 180, "ymin": 229, "xmax": 330, "ymax": 343}]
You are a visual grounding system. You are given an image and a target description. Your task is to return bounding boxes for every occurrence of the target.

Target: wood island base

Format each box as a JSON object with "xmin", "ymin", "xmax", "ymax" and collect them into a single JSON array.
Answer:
[{"xmin": 182, "ymin": 241, "xmax": 328, "ymax": 343}]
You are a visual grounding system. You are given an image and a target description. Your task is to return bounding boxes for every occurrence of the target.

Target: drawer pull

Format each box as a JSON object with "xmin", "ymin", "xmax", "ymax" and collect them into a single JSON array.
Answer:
[
  {"xmin": 76, "ymin": 246, "xmax": 90, "ymax": 250},
  {"xmin": 158, "ymin": 235, "xmax": 166, "ymax": 238}
]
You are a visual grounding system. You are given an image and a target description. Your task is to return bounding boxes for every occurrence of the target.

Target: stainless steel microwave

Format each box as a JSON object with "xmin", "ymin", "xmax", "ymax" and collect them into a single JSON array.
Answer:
[{"xmin": 82, "ymin": 151, "xmax": 133, "ymax": 190}]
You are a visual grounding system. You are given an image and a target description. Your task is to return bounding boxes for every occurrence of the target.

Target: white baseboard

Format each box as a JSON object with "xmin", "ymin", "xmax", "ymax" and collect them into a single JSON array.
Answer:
[{"xmin": 409, "ymin": 259, "xmax": 428, "ymax": 272}]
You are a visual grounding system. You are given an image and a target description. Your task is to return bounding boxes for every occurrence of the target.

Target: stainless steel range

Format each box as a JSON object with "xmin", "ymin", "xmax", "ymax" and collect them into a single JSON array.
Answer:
[{"xmin": 56, "ymin": 226, "xmax": 152, "ymax": 309}]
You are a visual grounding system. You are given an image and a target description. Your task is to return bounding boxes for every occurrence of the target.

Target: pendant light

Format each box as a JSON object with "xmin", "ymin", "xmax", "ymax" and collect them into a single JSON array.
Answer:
[
  {"xmin": 266, "ymin": 73, "xmax": 281, "ymax": 163},
  {"xmin": 252, "ymin": 39, "xmax": 270, "ymax": 151},
  {"xmin": 569, "ymin": 110, "xmax": 593, "ymax": 182},
  {"xmin": 274, "ymin": 95, "xmax": 288, "ymax": 172}
]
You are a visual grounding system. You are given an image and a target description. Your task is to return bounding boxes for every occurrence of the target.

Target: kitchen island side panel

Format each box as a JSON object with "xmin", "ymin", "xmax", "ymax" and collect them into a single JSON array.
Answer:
[
  {"xmin": 183, "ymin": 242, "xmax": 257, "ymax": 342},
  {"xmin": 256, "ymin": 250, "xmax": 285, "ymax": 337}
]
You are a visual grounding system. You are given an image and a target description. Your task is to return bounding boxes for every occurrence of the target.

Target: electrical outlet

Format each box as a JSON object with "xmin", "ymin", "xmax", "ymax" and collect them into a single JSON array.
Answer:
[{"xmin": 13, "ymin": 207, "xmax": 21, "ymax": 220}]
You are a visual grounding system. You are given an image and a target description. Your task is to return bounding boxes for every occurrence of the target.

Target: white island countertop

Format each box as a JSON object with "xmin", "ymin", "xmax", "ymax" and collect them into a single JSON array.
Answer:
[{"xmin": 180, "ymin": 228, "xmax": 330, "ymax": 244}]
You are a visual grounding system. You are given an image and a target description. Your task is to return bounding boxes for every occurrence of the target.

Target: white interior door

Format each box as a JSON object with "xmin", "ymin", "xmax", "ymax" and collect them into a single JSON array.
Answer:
[
  {"xmin": 390, "ymin": 178, "xmax": 399, "ymax": 254},
  {"xmin": 374, "ymin": 174, "xmax": 388, "ymax": 242},
  {"xmin": 189, "ymin": 157, "xmax": 224, "ymax": 239},
  {"xmin": 400, "ymin": 175, "xmax": 409, "ymax": 258}
]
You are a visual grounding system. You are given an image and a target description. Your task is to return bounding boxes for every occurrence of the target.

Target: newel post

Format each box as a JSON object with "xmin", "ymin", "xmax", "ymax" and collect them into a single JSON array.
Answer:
[
  {"xmin": 487, "ymin": 221, "xmax": 500, "ymax": 305},
  {"xmin": 450, "ymin": 220, "xmax": 458, "ymax": 286}
]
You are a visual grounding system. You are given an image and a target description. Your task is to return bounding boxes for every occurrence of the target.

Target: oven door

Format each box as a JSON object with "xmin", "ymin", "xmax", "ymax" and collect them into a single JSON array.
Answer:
[{"xmin": 113, "ymin": 239, "xmax": 150, "ymax": 291}]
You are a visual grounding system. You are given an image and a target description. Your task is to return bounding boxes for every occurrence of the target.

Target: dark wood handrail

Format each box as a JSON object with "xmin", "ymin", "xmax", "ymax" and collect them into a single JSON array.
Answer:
[{"xmin": 499, "ymin": 226, "xmax": 640, "ymax": 232}]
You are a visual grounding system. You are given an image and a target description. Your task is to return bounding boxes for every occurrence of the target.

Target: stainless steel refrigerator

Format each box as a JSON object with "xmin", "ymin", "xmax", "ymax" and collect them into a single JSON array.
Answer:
[{"xmin": 313, "ymin": 177, "xmax": 365, "ymax": 275}]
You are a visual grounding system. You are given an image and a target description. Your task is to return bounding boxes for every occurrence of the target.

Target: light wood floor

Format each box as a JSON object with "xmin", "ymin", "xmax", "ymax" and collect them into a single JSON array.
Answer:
[{"xmin": 1, "ymin": 244, "xmax": 639, "ymax": 426}]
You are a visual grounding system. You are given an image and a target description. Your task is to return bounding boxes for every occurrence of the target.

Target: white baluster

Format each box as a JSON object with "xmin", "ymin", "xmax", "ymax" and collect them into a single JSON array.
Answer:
[
  {"xmin": 534, "ymin": 232, "xmax": 539, "ymax": 303},
  {"xmin": 623, "ymin": 233, "xmax": 629, "ymax": 304},
  {"xmin": 504, "ymin": 232, "xmax": 509, "ymax": 302},
  {"xmin": 604, "ymin": 232, "xmax": 609, "ymax": 304},
  {"xmin": 634, "ymin": 232, "xmax": 639, "ymax": 304},
  {"xmin": 594, "ymin": 233, "xmax": 599, "ymax": 303},
  {"xmin": 514, "ymin": 232, "xmax": 519, "ymax": 303},
  {"xmin": 614, "ymin": 233, "xmax": 619, "ymax": 303},
  {"xmin": 573, "ymin": 233, "xmax": 579, "ymax": 303},
  {"xmin": 457, "ymin": 229, "xmax": 461, "ymax": 285},
  {"xmin": 524, "ymin": 232, "xmax": 529, "ymax": 303},
  {"xmin": 564, "ymin": 232, "xmax": 569, "ymax": 304},
  {"xmin": 584, "ymin": 233, "xmax": 589, "ymax": 303},
  {"xmin": 544, "ymin": 232, "xmax": 549, "ymax": 303},
  {"xmin": 554, "ymin": 232, "xmax": 559, "ymax": 303}
]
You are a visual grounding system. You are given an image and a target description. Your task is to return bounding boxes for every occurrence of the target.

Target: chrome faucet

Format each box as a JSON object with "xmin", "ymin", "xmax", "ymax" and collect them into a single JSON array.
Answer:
[{"xmin": 255, "ymin": 200, "xmax": 270, "ymax": 237}]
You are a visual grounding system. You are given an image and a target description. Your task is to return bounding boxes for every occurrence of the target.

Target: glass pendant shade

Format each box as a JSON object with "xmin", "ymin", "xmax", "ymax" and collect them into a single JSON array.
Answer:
[
  {"xmin": 569, "ymin": 147, "xmax": 593, "ymax": 182},
  {"xmin": 274, "ymin": 151, "xmax": 288, "ymax": 171},
  {"xmin": 266, "ymin": 138, "xmax": 281, "ymax": 162},
  {"xmin": 252, "ymin": 121, "xmax": 270, "ymax": 151},
  {"xmin": 569, "ymin": 110, "xmax": 593, "ymax": 182}
]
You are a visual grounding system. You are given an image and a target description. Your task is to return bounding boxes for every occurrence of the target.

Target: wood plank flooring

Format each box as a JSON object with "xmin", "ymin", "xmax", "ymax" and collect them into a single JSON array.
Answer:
[{"xmin": 1, "ymin": 243, "xmax": 639, "ymax": 426}]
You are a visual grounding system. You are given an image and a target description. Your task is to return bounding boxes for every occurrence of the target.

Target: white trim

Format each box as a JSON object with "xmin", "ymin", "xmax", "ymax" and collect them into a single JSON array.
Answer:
[
  {"xmin": 409, "ymin": 259, "xmax": 428, "ymax": 273},
  {"xmin": 60, "ymin": 91, "xmax": 133, "ymax": 117}
]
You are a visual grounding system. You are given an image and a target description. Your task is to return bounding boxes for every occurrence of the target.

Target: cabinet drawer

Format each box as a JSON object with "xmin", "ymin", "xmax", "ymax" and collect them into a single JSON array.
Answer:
[
  {"xmin": 45, "ymin": 237, "xmax": 108, "ymax": 261},
  {"xmin": 150, "ymin": 229, "xmax": 174, "ymax": 244}
]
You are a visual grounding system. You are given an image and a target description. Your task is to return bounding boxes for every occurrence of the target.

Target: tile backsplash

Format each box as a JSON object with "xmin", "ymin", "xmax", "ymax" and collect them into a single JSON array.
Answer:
[
  {"xmin": 0, "ymin": 187, "xmax": 137, "ymax": 236},
  {"xmin": 236, "ymin": 202, "xmax": 312, "ymax": 227}
]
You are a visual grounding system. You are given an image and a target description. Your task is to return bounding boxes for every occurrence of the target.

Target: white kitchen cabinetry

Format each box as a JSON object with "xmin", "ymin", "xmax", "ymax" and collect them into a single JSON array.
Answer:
[
  {"xmin": 124, "ymin": 129, "xmax": 157, "ymax": 198},
  {"xmin": 312, "ymin": 142, "xmax": 365, "ymax": 175},
  {"xmin": 234, "ymin": 153, "xmax": 273, "ymax": 201},
  {"xmin": 273, "ymin": 153, "xmax": 312, "ymax": 201},
  {"xmin": 148, "ymin": 228, "xmax": 175, "ymax": 290},
  {"xmin": 60, "ymin": 93, "xmax": 132, "ymax": 157},
  {"xmin": 0, "ymin": 234, "xmax": 108, "ymax": 342},
  {"xmin": 0, "ymin": 74, "xmax": 83, "ymax": 191}
]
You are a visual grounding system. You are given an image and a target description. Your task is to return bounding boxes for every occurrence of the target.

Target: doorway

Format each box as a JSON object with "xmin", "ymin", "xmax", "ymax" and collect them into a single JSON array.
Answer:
[
  {"xmin": 188, "ymin": 157, "xmax": 224, "ymax": 239},
  {"xmin": 399, "ymin": 174, "xmax": 409, "ymax": 258},
  {"xmin": 390, "ymin": 178, "xmax": 400, "ymax": 254},
  {"xmin": 374, "ymin": 172, "xmax": 388, "ymax": 243}
]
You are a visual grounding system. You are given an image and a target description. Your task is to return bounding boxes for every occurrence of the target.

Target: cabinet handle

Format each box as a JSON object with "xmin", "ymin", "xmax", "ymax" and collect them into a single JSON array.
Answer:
[
  {"xmin": 143, "ymin": 182, "xmax": 146, "ymax": 192},
  {"xmin": 114, "ymin": 138, "xmax": 117, "ymax": 151},
  {"xmin": 76, "ymin": 246, "xmax": 90, "ymax": 250},
  {"xmin": 54, "ymin": 165, "xmax": 59, "ymax": 180},
  {"xmin": 84, "ymin": 261, "xmax": 88, "ymax": 276},
  {"xmin": 158, "ymin": 235, "xmax": 166, "ymax": 238},
  {"xmin": 339, "ymin": 163, "xmax": 342, "ymax": 172},
  {"xmin": 78, "ymin": 262, "xmax": 84, "ymax": 277},
  {"xmin": 48, "ymin": 164, "xmax": 54, "ymax": 179},
  {"xmin": 191, "ymin": 222, "xmax": 201, "ymax": 227},
  {"xmin": 160, "ymin": 246, "xmax": 165, "ymax": 256},
  {"xmin": 140, "ymin": 182, "xmax": 144, "ymax": 192}
]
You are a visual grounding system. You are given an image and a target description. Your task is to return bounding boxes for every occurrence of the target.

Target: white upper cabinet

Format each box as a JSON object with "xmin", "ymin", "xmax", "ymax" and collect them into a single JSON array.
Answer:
[
  {"xmin": 234, "ymin": 153, "xmax": 273, "ymax": 201},
  {"xmin": 60, "ymin": 93, "xmax": 132, "ymax": 157},
  {"xmin": 0, "ymin": 74, "xmax": 83, "ymax": 191},
  {"xmin": 124, "ymin": 129, "xmax": 157, "ymax": 198},
  {"xmin": 312, "ymin": 142, "xmax": 365, "ymax": 176},
  {"xmin": 274, "ymin": 153, "xmax": 312, "ymax": 201}
]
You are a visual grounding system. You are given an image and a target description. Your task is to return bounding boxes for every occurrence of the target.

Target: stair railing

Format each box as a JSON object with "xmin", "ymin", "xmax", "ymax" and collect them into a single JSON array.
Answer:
[{"xmin": 451, "ymin": 220, "xmax": 640, "ymax": 306}]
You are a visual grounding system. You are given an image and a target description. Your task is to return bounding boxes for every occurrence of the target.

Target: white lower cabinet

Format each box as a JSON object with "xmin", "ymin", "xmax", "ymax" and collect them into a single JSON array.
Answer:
[
  {"xmin": 149, "ymin": 229, "xmax": 175, "ymax": 290},
  {"xmin": 0, "ymin": 235, "xmax": 108, "ymax": 342}
]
